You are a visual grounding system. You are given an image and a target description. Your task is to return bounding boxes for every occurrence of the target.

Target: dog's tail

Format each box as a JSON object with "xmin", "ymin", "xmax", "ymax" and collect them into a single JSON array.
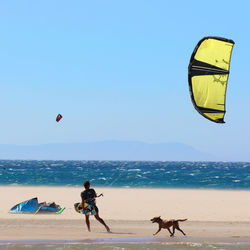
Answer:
[{"xmin": 176, "ymin": 219, "xmax": 188, "ymax": 222}]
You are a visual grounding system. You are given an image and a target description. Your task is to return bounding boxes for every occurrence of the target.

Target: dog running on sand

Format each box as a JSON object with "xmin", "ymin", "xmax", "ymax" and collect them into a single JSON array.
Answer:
[{"xmin": 151, "ymin": 216, "xmax": 187, "ymax": 237}]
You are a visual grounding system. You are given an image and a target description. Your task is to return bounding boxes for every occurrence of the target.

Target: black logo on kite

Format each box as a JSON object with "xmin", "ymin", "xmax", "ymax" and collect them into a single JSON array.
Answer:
[{"xmin": 56, "ymin": 114, "xmax": 63, "ymax": 122}]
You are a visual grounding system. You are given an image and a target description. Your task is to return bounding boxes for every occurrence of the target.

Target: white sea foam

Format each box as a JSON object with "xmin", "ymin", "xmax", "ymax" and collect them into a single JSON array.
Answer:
[{"xmin": 98, "ymin": 177, "xmax": 107, "ymax": 180}]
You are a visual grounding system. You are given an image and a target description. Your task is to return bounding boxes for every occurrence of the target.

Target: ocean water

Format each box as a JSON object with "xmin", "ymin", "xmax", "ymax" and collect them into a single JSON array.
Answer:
[
  {"xmin": 0, "ymin": 160, "xmax": 250, "ymax": 189},
  {"xmin": 1, "ymin": 237, "xmax": 250, "ymax": 250},
  {"xmin": 1, "ymin": 243, "xmax": 250, "ymax": 250}
]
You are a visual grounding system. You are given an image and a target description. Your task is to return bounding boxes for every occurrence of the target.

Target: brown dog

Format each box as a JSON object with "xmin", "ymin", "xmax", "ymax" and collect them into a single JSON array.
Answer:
[{"xmin": 151, "ymin": 216, "xmax": 187, "ymax": 237}]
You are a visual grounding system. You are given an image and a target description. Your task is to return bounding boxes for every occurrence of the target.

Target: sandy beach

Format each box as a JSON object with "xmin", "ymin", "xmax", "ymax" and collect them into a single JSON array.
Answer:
[{"xmin": 0, "ymin": 186, "xmax": 250, "ymax": 242}]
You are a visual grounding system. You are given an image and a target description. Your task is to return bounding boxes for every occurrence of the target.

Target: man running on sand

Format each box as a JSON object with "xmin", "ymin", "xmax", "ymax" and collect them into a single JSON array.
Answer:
[{"xmin": 81, "ymin": 181, "xmax": 110, "ymax": 232}]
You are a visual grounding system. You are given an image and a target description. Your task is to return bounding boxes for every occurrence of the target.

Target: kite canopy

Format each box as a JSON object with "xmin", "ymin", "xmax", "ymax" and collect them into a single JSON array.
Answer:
[
  {"xmin": 56, "ymin": 114, "xmax": 63, "ymax": 122},
  {"xmin": 9, "ymin": 197, "xmax": 39, "ymax": 213},
  {"xmin": 188, "ymin": 36, "xmax": 235, "ymax": 123},
  {"xmin": 9, "ymin": 197, "xmax": 65, "ymax": 214}
]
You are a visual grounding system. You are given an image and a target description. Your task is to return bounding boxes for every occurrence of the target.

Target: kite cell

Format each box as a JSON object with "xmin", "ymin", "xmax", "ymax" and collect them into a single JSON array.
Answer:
[
  {"xmin": 56, "ymin": 114, "xmax": 63, "ymax": 122},
  {"xmin": 188, "ymin": 36, "xmax": 235, "ymax": 123}
]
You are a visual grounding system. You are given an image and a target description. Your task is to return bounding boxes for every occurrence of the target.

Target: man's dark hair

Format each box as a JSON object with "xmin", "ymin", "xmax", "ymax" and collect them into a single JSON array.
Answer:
[{"xmin": 84, "ymin": 181, "xmax": 90, "ymax": 188}]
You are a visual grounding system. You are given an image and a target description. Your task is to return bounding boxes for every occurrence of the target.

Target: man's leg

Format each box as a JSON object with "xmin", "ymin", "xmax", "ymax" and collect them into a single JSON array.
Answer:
[
  {"xmin": 94, "ymin": 213, "xmax": 110, "ymax": 232},
  {"xmin": 85, "ymin": 214, "xmax": 90, "ymax": 232}
]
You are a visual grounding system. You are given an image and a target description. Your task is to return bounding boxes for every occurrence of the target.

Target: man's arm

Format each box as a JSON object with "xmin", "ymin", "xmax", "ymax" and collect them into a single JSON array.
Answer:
[
  {"xmin": 93, "ymin": 189, "xmax": 103, "ymax": 198},
  {"xmin": 81, "ymin": 196, "xmax": 85, "ymax": 205}
]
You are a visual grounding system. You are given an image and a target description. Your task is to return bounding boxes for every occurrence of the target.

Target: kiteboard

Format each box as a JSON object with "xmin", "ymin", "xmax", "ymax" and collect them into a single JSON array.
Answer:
[{"xmin": 74, "ymin": 202, "xmax": 95, "ymax": 216}]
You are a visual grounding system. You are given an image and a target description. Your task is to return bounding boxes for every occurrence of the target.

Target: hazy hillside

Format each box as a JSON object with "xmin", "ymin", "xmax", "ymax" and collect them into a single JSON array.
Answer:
[{"xmin": 0, "ymin": 141, "xmax": 215, "ymax": 161}]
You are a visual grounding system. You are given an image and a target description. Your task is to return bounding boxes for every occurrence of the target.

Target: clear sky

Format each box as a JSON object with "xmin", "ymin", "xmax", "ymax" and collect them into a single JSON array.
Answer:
[{"xmin": 0, "ymin": 0, "xmax": 249, "ymax": 161}]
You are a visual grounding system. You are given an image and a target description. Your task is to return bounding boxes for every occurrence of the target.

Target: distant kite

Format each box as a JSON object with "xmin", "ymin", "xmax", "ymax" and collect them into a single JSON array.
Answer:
[
  {"xmin": 188, "ymin": 36, "xmax": 235, "ymax": 123},
  {"xmin": 56, "ymin": 114, "xmax": 63, "ymax": 122}
]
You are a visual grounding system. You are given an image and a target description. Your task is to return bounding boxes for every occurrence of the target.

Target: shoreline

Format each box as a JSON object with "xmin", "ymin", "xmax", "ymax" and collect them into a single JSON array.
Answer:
[{"xmin": 1, "ymin": 235, "xmax": 250, "ymax": 245}]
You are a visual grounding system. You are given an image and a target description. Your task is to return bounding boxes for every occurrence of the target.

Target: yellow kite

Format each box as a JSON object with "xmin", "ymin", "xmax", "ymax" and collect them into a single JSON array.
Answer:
[{"xmin": 188, "ymin": 37, "xmax": 235, "ymax": 123}]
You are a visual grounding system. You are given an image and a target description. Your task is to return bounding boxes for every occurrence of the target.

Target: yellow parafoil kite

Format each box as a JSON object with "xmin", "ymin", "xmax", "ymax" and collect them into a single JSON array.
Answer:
[{"xmin": 188, "ymin": 36, "xmax": 235, "ymax": 123}]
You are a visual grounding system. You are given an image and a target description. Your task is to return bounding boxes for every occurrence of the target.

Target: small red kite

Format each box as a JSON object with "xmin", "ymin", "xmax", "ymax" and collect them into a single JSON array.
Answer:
[{"xmin": 56, "ymin": 114, "xmax": 63, "ymax": 122}]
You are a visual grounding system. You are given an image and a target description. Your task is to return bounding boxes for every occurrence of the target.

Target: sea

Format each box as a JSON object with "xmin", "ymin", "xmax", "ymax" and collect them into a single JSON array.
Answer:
[
  {"xmin": 0, "ymin": 160, "xmax": 250, "ymax": 189},
  {"xmin": 1, "ymin": 239, "xmax": 250, "ymax": 250},
  {"xmin": 1, "ymin": 160, "xmax": 250, "ymax": 250}
]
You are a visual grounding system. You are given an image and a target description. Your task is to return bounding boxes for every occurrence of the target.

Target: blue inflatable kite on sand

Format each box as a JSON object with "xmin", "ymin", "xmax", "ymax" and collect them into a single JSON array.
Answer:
[{"xmin": 9, "ymin": 197, "xmax": 65, "ymax": 214}]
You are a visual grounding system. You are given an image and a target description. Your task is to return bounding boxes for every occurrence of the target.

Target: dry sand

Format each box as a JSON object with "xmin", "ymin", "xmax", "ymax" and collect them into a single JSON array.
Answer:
[{"xmin": 0, "ymin": 186, "xmax": 250, "ymax": 240}]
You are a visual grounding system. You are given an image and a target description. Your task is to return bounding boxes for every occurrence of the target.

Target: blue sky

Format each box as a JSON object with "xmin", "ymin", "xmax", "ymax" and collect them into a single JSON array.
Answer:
[{"xmin": 0, "ymin": 0, "xmax": 249, "ymax": 161}]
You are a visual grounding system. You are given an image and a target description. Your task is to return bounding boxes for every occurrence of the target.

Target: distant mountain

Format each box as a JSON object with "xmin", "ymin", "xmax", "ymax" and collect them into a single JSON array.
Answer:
[{"xmin": 0, "ymin": 141, "xmax": 215, "ymax": 161}]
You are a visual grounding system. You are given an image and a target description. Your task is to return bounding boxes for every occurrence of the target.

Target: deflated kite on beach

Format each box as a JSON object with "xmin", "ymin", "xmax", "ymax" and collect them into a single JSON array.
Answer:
[
  {"xmin": 188, "ymin": 36, "xmax": 235, "ymax": 123},
  {"xmin": 9, "ymin": 197, "xmax": 65, "ymax": 214}
]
